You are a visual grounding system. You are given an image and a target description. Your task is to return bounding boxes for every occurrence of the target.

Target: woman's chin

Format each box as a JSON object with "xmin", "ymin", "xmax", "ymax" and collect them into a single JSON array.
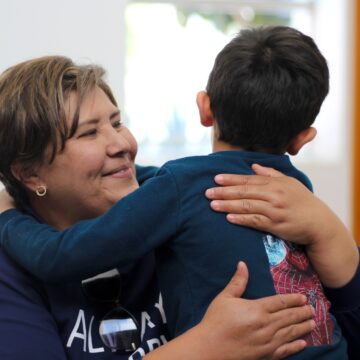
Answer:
[{"xmin": 108, "ymin": 182, "xmax": 139, "ymax": 204}]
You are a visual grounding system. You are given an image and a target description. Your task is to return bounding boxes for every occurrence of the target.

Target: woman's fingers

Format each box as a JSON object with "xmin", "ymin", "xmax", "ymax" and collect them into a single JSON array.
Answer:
[
  {"xmin": 271, "ymin": 304, "xmax": 315, "ymax": 329},
  {"xmin": 251, "ymin": 164, "xmax": 284, "ymax": 178},
  {"xmin": 214, "ymin": 173, "xmax": 273, "ymax": 186},
  {"xmin": 209, "ymin": 199, "xmax": 282, "ymax": 232},
  {"xmin": 210, "ymin": 198, "xmax": 272, "ymax": 215},
  {"xmin": 256, "ymin": 296, "xmax": 314, "ymax": 359},
  {"xmin": 206, "ymin": 185, "xmax": 275, "ymax": 201},
  {"xmin": 272, "ymin": 339, "xmax": 307, "ymax": 360},
  {"xmin": 259, "ymin": 293, "xmax": 307, "ymax": 313},
  {"xmin": 271, "ymin": 319, "xmax": 315, "ymax": 359},
  {"xmin": 240, "ymin": 294, "xmax": 313, "ymax": 359},
  {"xmin": 226, "ymin": 214, "xmax": 276, "ymax": 231},
  {"xmin": 275, "ymin": 319, "xmax": 315, "ymax": 342},
  {"xmin": 220, "ymin": 261, "xmax": 249, "ymax": 298}
]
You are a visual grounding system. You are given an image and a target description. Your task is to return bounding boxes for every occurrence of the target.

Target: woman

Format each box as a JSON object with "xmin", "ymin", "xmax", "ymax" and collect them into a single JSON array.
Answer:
[{"xmin": 0, "ymin": 56, "xmax": 315, "ymax": 360}]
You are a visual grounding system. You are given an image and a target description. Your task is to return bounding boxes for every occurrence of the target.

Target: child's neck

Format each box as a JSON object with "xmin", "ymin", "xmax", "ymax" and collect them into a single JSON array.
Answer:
[
  {"xmin": 212, "ymin": 139, "xmax": 243, "ymax": 153},
  {"xmin": 212, "ymin": 139, "xmax": 285, "ymax": 155}
]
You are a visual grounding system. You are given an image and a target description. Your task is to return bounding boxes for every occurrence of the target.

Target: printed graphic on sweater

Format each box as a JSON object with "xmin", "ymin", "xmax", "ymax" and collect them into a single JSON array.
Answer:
[{"xmin": 263, "ymin": 234, "xmax": 333, "ymax": 345}]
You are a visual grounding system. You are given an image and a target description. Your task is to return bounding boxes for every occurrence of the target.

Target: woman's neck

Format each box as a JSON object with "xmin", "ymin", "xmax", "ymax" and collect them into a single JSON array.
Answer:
[{"xmin": 30, "ymin": 198, "xmax": 81, "ymax": 230}]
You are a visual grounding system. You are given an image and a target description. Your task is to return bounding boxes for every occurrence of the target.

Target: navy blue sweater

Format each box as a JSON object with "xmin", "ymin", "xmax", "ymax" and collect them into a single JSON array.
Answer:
[{"xmin": 0, "ymin": 153, "xmax": 357, "ymax": 359}]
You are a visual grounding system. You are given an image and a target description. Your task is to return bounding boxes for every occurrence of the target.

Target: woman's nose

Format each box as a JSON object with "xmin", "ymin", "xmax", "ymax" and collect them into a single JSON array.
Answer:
[{"xmin": 106, "ymin": 127, "xmax": 133, "ymax": 157}]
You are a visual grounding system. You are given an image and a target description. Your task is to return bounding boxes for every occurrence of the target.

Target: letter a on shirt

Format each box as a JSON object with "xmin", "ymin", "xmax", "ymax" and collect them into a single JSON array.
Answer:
[{"xmin": 67, "ymin": 309, "xmax": 87, "ymax": 351}]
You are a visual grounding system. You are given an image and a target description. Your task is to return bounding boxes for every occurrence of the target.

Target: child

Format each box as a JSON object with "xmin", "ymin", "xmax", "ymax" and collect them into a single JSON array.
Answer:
[{"xmin": 0, "ymin": 26, "xmax": 347, "ymax": 359}]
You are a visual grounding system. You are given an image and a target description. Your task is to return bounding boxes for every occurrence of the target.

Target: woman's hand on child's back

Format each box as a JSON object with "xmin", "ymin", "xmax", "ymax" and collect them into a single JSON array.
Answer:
[
  {"xmin": 206, "ymin": 164, "xmax": 359, "ymax": 288},
  {"xmin": 198, "ymin": 261, "xmax": 314, "ymax": 360},
  {"xmin": 205, "ymin": 164, "xmax": 320, "ymax": 245},
  {"xmin": 145, "ymin": 261, "xmax": 314, "ymax": 360}
]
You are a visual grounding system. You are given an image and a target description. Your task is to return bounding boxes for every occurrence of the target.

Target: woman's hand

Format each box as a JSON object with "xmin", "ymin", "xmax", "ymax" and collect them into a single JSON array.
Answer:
[
  {"xmin": 206, "ymin": 164, "xmax": 324, "ymax": 244},
  {"xmin": 197, "ymin": 262, "xmax": 313, "ymax": 360},
  {"xmin": 0, "ymin": 189, "xmax": 15, "ymax": 213},
  {"xmin": 145, "ymin": 262, "xmax": 314, "ymax": 360},
  {"xmin": 206, "ymin": 164, "xmax": 359, "ymax": 287}
]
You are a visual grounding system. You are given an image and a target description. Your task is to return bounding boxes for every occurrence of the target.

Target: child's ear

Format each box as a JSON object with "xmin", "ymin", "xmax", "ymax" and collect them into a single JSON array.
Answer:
[
  {"xmin": 196, "ymin": 91, "xmax": 215, "ymax": 127},
  {"xmin": 10, "ymin": 162, "xmax": 41, "ymax": 193},
  {"xmin": 286, "ymin": 127, "xmax": 317, "ymax": 155}
]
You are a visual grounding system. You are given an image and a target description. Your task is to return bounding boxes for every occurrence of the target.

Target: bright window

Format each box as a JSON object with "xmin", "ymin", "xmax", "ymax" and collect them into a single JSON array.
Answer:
[{"xmin": 124, "ymin": 1, "xmax": 344, "ymax": 165}]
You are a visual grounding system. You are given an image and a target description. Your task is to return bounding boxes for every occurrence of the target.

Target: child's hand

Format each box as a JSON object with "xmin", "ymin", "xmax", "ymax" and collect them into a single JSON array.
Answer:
[
  {"xmin": 205, "ymin": 164, "xmax": 359, "ymax": 288},
  {"xmin": 0, "ymin": 189, "xmax": 15, "ymax": 213}
]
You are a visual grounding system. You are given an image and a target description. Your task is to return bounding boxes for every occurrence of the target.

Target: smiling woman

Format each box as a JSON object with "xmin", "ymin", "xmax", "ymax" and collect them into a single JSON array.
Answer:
[
  {"xmin": 28, "ymin": 87, "xmax": 139, "ymax": 228},
  {"xmin": 0, "ymin": 58, "xmax": 138, "ymax": 228}
]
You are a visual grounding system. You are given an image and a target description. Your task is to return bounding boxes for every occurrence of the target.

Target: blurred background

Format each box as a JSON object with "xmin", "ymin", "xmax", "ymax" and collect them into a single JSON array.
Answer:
[{"xmin": 0, "ymin": 0, "xmax": 359, "ymax": 241}]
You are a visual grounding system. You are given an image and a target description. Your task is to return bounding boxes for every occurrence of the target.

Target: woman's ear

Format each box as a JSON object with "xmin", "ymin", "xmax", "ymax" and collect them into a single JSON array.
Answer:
[
  {"xmin": 286, "ymin": 127, "xmax": 317, "ymax": 155},
  {"xmin": 196, "ymin": 91, "xmax": 215, "ymax": 127},
  {"xmin": 10, "ymin": 162, "xmax": 41, "ymax": 193}
]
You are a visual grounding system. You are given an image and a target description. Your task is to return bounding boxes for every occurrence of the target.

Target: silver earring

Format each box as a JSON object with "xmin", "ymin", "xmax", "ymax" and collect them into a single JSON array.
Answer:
[{"xmin": 35, "ymin": 185, "xmax": 47, "ymax": 197}]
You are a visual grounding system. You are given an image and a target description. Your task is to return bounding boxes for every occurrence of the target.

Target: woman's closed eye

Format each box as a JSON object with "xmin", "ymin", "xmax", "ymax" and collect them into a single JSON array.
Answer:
[
  {"xmin": 78, "ymin": 128, "xmax": 97, "ymax": 138},
  {"xmin": 77, "ymin": 116, "xmax": 121, "ymax": 138},
  {"xmin": 112, "ymin": 119, "xmax": 122, "ymax": 129}
]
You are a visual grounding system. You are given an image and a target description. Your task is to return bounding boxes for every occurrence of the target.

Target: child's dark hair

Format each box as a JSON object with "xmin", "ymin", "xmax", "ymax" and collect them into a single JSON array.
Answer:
[{"xmin": 206, "ymin": 26, "xmax": 329, "ymax": 153}]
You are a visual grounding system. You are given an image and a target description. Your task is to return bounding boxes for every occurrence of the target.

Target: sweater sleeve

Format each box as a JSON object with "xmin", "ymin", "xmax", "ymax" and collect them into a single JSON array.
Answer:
[
  {"xmin": 0, "ymin": 166, "xmax": 179, "ymax": 283},
  {"xmin": 135, "ymin": 164, "xmax": 159, "ymax": 185},
  {"xmin": 0, "ymin": 248, "xmax": 68, "ymax": 360},
  {"xmin": 324, "ymin": 249, "xmax": 360, "ymax": 360}
]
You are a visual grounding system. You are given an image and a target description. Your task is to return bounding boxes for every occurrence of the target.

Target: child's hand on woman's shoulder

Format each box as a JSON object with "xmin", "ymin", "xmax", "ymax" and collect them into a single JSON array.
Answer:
[{"xmin": 0, "ymin": 189, "xmax": 15, "ymax": 213}]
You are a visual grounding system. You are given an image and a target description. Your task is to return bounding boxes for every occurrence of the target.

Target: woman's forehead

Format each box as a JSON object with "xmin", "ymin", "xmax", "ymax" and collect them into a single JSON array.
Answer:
[{"xmin": 65, "ymin": 87, "xmax": 119, "ymax": 125}]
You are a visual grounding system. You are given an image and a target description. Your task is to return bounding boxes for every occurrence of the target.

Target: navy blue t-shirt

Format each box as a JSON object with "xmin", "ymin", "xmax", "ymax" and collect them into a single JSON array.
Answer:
[{"xmin": 0, "ymin": 248, "xmax": 168, "ymax": 360}]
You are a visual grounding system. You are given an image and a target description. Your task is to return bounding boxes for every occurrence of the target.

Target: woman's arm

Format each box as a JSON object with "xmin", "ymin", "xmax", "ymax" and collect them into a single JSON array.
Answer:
[
  {"xmin": 145, "ymin": 262, "xmax": 314, "ymax": 360},
  {"xmin": 324, "ymin": 258, "xmax": 360, "ymax": 360},
  {"xmin": 206, "ymin": 165, "xmax": 360, "ymax": 359},
  {"xmin": 206, "ymin": 164, "xmax": 359, "ymax": 288}
]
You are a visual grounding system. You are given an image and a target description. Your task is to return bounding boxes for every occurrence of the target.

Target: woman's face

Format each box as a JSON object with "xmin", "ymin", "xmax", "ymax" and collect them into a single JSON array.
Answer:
[{"xmin": 35, "ymin": 86, "xmax": 139, "ymax": 227}]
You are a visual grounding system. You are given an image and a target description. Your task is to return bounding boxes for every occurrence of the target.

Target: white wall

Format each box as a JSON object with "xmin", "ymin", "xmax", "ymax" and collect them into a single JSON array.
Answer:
[{"xmin": 0, "ymin": 0, "xmax": 127, "ymax": 104}]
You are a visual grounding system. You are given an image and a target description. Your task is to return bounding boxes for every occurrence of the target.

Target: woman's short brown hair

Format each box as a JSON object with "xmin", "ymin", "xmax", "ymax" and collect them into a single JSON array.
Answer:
[{"xmin": 0, "ymin": 55, "xmax": 117, "ymax": 208}]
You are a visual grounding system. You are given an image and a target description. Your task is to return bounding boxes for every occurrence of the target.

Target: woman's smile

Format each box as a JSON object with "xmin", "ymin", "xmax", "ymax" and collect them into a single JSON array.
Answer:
[{"xmin": 102, "ymin": 164, "xmax": 134, "ymax": 179}]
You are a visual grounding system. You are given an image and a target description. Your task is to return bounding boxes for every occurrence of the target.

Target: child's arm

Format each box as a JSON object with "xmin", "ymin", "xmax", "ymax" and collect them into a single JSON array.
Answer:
[
  {"xmin": 0, "ymin": 168, "xmax": 180, "ymax": 282},
  {"xmin": 135, "ymin": 164, "xmax": 159, "ymax": 185},
  {"xmin": 205, "ymin": 164, "xmax": 359, "ymax": 288}
]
